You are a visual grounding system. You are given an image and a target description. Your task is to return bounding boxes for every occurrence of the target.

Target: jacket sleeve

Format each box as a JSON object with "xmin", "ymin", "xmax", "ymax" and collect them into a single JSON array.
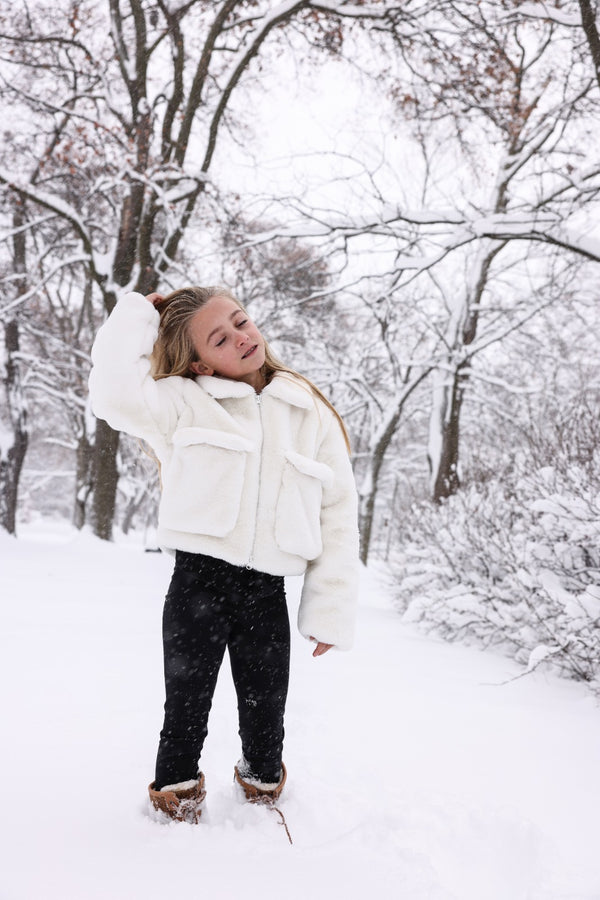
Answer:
[
  {"xmin": 297, "ymin": 411, "xmax": 360, "ymax": 651},
  {"xmin": 88, "ymin": 292, "xmax": 179, "ymax": 443}
]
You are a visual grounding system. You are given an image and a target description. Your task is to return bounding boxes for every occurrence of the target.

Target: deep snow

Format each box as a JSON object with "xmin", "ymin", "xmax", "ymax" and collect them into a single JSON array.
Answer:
[{"xmin": 1, "ymin": 524, "xmax": 599, "ymax": 900}]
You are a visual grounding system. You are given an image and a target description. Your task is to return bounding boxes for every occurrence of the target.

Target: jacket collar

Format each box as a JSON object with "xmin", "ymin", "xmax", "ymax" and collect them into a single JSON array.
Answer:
[{"xmin": 197, "ymin": 373, "xmax": 314, "ymax": 409}]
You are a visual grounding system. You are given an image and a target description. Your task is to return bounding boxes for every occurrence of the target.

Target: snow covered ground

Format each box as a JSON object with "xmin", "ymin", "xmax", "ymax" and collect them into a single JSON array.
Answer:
[{"xmin": 2, "ymin": 524, "xmax": 599, "ymax": 900}]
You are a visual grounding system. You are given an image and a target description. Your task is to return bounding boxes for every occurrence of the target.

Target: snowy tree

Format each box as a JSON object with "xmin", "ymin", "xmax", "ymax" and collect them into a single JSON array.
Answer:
[
  {"xmin": 1, "ymin": 0, "xmax": 598, "ymax": 567},
  {"xmin": 253, "ymin": 0, "xmax": 600, "ymax": 534},
  {"xmin": 0, "ymin": 202, "xmax": 29, "ymax": 534},
  {"xmin": 0, "ymin": 0, "xmax": 405, "ymax": 538},
  {"xmin": 21, "ymin": 275, "xmax": 99, "ymax": 529},
  {"xmin": 403, "ymin": 1, "xmax": 600, "ymax": 501}
]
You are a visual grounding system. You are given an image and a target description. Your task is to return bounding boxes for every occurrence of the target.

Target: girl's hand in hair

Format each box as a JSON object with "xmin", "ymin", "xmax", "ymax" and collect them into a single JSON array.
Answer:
[
  {"xmin": 310, "ymin": 637, "xmax": 334, "ymax": 657},
  {"xmin": 145, "ymin": 292, "xmax": 164, "ymax": 306}
]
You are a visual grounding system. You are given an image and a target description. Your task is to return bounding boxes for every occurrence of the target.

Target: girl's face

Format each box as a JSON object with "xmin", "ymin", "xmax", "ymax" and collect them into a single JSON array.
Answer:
[{"xmin": 187, "ymin": 295, "xmax": 266, "ymax": 389}]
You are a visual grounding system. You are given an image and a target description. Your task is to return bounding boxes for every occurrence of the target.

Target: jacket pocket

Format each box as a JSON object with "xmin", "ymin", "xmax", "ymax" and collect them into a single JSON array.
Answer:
[
  {"xmin": 275, "ymin": 451, "xmax": 334, "ymax": 560},
  {"xmin": 160, "ymin": 427, "xmax": 254, "ymax": 537}
]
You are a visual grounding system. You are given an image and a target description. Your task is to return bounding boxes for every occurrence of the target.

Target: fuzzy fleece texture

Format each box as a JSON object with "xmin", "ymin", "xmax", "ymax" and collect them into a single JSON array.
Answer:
[
  {"xmin": 88, "ymin": 292, "xmax": 359, "ymax": 650},
  {"xmin": 235, "ymin": 757, "xmax": 282, "ymax": 791},
  {"xmin": 159, "ymin": 779, "xmax": 199, "ymax": 793}
]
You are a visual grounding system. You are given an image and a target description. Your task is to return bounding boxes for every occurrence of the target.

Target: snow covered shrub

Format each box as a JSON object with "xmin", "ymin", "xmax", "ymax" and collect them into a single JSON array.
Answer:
[{"xmin": 391, "ymin": 436, "xmax": 600, "ymax": 686}]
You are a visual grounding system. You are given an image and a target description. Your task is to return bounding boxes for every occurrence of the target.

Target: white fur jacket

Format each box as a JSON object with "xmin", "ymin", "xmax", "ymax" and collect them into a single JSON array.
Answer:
[{"xmin": 89, "ymin": 292, "xmax": 359, "ymax": 650}]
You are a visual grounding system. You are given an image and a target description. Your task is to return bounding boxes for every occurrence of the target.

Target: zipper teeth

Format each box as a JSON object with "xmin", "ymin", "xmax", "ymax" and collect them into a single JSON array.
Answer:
[{"xmin": 247, "ymin": 393, "xmax": 263, "ymax": 569}]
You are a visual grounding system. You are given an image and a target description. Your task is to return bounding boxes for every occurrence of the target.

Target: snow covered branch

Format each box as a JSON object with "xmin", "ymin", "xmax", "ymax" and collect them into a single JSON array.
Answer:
[{"xmin": 0, "ymin": 171, "xmax": 100, "ymax": 278}]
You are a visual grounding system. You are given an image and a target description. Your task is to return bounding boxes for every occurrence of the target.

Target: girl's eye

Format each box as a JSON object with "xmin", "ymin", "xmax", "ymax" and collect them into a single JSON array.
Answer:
[
  {"xmin": 216, "ymin": 337, "xmax": 226, "ymax": 347},
  {"xmin": 235, "ymin": 319, "xmax": 248, "ymax": 327}
]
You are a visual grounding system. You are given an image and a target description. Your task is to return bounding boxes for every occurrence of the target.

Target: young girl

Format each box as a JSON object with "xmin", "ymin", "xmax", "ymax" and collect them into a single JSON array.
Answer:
[{"xmin": 89, "ymin": 286, "xmax": 359, "ymax": 824}]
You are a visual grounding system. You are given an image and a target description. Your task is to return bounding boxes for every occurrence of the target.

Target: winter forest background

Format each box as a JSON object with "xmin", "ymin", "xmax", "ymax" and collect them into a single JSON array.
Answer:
[{"xmin": 1, "ymin": 0, "xmax": 599, "ymax": 689}]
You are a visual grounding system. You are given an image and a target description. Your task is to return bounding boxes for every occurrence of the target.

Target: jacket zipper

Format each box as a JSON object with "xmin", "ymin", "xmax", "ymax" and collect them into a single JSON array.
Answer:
[{"xmin": 246, "ymin": 392, "xmax": 263, "ymax": 570}]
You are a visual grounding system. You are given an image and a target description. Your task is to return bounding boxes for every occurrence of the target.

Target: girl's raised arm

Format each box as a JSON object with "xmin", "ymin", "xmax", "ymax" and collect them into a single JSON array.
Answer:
[{"xmin": 88, "ymin": 292, "xmax": 179, "ymax": 445}]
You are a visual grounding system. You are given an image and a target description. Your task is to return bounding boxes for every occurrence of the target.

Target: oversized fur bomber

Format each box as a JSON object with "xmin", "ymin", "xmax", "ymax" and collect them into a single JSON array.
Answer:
[{"xmin": 89, "ymin": 292, "xmax": 359, "ymax": 650}]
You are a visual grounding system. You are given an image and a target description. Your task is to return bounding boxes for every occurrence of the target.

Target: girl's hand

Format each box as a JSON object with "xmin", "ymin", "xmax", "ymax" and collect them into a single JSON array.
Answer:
[
  {"xmin": 310, "ymin": 637, "xmax": 333, "ymax": 657},
  {"xmin": 146, "ymin": 292, "xmax": 164, "ymax": 306}
]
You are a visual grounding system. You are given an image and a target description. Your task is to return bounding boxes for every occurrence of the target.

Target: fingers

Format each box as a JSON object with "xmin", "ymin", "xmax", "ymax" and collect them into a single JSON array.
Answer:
[{"xmin": 310, "ymin": 639, "xmax": 334, "ymax": 657}]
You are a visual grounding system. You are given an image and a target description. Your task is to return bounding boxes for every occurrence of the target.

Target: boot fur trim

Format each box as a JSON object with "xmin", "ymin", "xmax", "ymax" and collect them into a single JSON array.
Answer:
[
  {"xmin": 234, "ymin": 762, "xmax": 287, "ymax": 803},
  {"xmin": 148, "ymin": 773, "xmax": 206, "ymax": 824},
  {"xmin": 160, "ymin": 778, "xmax": 199, "ymax": 792}
]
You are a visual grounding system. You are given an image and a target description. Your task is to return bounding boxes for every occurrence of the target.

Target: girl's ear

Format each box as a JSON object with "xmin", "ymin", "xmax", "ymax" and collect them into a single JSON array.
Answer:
[{"xmin": 189, "ymin": 360, "xmax": 214, "ymax": 376}]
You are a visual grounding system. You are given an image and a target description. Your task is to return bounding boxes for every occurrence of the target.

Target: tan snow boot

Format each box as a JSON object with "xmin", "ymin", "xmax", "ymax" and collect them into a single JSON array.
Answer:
[
  {"xmin": 148, "ymin": 774, "xmax": 206, "ymax": 824},
  {"xmin": 233, "ymin": 762, "xmax": 287, "ymax": 804}
]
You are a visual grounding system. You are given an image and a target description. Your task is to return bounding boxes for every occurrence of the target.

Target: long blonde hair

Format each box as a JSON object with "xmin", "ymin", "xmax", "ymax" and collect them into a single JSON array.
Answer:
[{"xmin": 151, "ymin": 286, "xmax": 351, "ymax": 452}]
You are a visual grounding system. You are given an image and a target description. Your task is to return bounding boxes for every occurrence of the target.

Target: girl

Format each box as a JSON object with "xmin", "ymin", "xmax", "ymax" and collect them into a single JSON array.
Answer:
[{"xmin": 89, "ymin": 286, "xmax": 359, "ymax": 824}]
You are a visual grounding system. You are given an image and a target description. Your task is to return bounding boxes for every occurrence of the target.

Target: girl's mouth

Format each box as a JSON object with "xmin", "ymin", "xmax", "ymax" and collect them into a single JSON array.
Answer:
[{"xmin": 242, "ymin": 345, "xmax": 257, "ymax": 359}]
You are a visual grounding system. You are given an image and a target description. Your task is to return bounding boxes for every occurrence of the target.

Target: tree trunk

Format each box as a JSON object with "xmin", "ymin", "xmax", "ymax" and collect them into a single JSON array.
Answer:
[
  {"xmin": 0, "ymin": 204, "xmax": 29, "ymax": 535},
  {"xmin": 358, "ymin": 477, "xmax": 378, "ymax": 566},
  {"xmin": 428, "ymin": 366, "xmax": 465, "ymax": 503},
  {"xmin": 73, "ymin": 426, "xmax": 94, "ymax": 529},
  {"xmin": 426, "ymin": 232, "xmax": 505, "ymax": 503},
  {"xmin": 0, "ymin": 318, "xmax": 29, "ymax": 534},
  {"xmin": 578, "ymin": 0, "xmax": 600, "ymax": 91},
  {"xmin": 121, "ymin": 484, "xmax": 150, "ymax": 536},
  {"xmin": 90, "ymin": 417, "xmax": 120, "ymax": 541},
  {"xmin": 358, "ymin": 369, "xmax": 431, "ymax": 563}
]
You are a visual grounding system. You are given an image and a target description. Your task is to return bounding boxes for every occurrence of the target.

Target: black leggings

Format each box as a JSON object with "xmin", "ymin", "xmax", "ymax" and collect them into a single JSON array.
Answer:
[{"xmin": 154, "ymin": 551, "xmax": 290, "ymax": 789}]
